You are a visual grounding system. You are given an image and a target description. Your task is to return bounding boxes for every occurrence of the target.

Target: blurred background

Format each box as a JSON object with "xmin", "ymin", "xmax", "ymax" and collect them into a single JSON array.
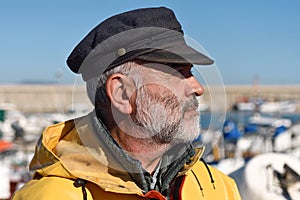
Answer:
[{"xmin": 1, "ymin": 1, "xmax": 300, "ymax": 199}]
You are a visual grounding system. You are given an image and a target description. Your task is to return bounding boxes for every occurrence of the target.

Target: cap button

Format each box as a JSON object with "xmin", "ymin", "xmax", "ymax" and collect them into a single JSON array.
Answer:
[{"xmin": 117, "ymin": 48, "xmax": 126, "ymax": 56}]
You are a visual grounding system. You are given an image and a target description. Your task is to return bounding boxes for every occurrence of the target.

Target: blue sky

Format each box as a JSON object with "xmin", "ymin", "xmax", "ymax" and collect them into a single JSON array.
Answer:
[{"xmin": 1, "ymin": 0, "xmax": 299, "ymax": 85}]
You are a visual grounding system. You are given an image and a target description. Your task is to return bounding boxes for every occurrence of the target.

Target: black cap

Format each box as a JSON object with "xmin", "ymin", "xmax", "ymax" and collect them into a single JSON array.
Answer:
[{"xmin": 66, "ymin": 7, "xmax": 214, "ymax": 81}]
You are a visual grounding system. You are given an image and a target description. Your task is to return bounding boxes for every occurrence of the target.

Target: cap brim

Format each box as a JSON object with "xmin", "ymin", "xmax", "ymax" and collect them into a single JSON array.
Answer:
[{"xmin": 137, "ymin": 45, "xmax": 214, "ymax": 66}]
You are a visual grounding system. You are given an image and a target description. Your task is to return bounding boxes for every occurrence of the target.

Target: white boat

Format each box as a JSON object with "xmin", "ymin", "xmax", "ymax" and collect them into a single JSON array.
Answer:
[
  {"xmin": 259, "ymin": 100, "xmax": 297, "ymax": 113},
  {"xmin": 233, "ymin": 98, "xmax": 297, "ymax": 113},
  {"xmin": 0, "ymin": 139, "xmax": 33, "ymax": 199},
  {"xmin": 273, "ymin": 124, "xmax": 300, "ymax": 157},
  {"xmin": 248, "ymin": 113, "xmax": 292, "ymax": 128},
  {"xmin": 232, "ymin": 96, "xmax": 263, "ymax": 112},
  {"xmin": 0, "ymin": 162, "xmax": 10, "ymax": 199},
  {"xmin": 230, "ymin": 153, "xmax": 300, "ymax": 200},
  {"xmin": 235, "ymin": 102, "xmax": 256, "ymax": 111},
  {"xmin": 234, "ymin": 114, "xmax": 293, "ymax": 157}
]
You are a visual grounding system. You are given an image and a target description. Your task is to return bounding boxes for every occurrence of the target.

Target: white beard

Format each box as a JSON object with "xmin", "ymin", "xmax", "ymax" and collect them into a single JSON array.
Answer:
[{"xmin": 132, "ymin": 85, "xmax": 201, "ymax": 144}]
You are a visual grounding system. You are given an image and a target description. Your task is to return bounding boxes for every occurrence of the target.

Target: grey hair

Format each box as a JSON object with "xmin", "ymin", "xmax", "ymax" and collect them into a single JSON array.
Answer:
[{"xmin": 86, "ymin": 61, "xmax": 144, "ymax": 107}]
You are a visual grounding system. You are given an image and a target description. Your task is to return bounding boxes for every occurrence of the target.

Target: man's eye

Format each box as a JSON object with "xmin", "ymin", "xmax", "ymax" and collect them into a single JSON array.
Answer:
[{"xmin": 177, "ymin": 69, "xmax": 192, "ymax": 78}]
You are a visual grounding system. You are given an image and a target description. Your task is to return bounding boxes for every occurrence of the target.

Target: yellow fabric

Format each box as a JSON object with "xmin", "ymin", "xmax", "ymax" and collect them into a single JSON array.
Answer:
[
  {"xmin": 180, "ymin": 162, "xmax": 241, "ymax": 200},
  {"xmin": 12, "ymin": 176, "xmax": 93, "ymax": 200},
  {"xmin": 12, "ymin": 115, "xmax": 241, "ymax": 199}
]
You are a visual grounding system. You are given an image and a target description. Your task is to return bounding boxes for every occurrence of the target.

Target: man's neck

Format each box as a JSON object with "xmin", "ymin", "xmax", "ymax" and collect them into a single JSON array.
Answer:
[{"xmin": 110, "ymin": 127, "xmax": 170, "ymax": 173}]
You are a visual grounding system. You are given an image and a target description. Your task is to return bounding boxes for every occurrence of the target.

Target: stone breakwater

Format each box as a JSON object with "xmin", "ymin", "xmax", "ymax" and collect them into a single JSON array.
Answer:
[
  {"xmin": 0, "ymin": 84, "xmax": 300, "ymax": 113},
  {"xmin": 0, "ymin": 85, "xmax": 90, "ymax": 113}
]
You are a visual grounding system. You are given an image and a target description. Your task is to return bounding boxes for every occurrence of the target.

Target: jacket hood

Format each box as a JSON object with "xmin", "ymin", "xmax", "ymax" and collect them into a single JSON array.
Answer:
[{"xmin": 30, "ymin": 112, "xmax": 144, "ymax": 195}]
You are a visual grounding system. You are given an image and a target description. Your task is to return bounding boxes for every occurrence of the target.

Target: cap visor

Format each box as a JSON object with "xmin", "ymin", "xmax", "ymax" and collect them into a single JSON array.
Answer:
[{"xmin": 136, "ymin": 44, "xmax": 214, "ymax": 65}]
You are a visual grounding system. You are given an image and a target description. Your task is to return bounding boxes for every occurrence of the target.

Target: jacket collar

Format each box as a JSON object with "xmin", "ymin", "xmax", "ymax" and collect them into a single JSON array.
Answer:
[{"xmin": 31, "ymin": 111, "xmax": 204, "ymax": 195}]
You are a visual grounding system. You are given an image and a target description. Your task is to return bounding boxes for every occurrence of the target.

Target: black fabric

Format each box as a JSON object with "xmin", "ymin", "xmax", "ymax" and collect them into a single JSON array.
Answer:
[
  {"xmin": 66, "ymin": 7, "xmax": 214, "ymax": 81},
  {"xmin": 170, "ymin": 175, "xmax": 186, "ymax": 200}
]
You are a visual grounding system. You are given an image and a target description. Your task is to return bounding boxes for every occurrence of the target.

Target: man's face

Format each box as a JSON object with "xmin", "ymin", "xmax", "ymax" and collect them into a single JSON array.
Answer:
[{"xmin": 131, "ymin": 63, "xmax": 203, "ymax": 144}]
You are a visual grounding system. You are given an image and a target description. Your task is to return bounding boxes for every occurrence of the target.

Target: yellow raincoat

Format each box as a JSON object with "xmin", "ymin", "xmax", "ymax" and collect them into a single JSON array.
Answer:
[{"xmin": 12, "ymin": 113, "xmax": 241, "ymax": 200}]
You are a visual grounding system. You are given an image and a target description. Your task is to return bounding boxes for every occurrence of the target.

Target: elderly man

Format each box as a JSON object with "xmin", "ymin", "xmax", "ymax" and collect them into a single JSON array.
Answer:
[{"xmin": 12, "ymin": 7, "xmax": 241, "ymax": 200}]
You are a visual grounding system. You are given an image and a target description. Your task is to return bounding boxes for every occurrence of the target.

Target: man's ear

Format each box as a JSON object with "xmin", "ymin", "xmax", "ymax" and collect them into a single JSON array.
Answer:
[{"xmin": 106, "ymin": 74, "xmax": 136, "ymax": 114}]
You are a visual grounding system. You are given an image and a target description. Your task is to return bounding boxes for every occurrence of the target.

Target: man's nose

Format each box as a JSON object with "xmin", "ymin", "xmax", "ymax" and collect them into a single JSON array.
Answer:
[{"xmin": 185, "ymin": 76, "xmax": 204, "ymax": 96}]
